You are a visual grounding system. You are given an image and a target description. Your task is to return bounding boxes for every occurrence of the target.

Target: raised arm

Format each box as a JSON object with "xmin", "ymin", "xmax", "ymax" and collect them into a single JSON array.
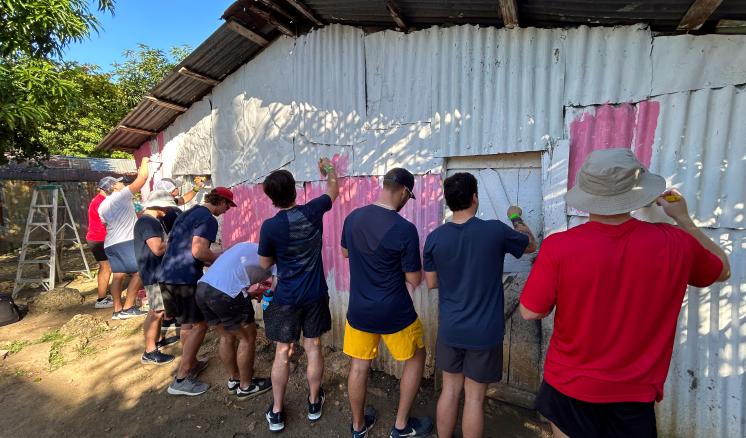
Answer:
[
  {"xmin": 659, "ymin": 190, "xmax": 731, "ymax": 282},
  {"xmin": 177, "ymin": 177, "xmax": 205, "ymax": 205},
  {"xmin": 319, "ymin": 157, "xmax": 339, "ymax": 203},
  {"xmin": 128, "ymin": 157, "xmax": 150, "ymax": 193},
  {"xmin": 507, "ymin": 206, "xmax": 537, "ymax": 253}
]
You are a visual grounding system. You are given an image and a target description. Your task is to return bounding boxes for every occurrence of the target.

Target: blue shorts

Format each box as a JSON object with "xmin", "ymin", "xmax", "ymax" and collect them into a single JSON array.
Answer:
[{"xmin": 104, "ymin": 240, "xmax": 138, "ymax": 274}]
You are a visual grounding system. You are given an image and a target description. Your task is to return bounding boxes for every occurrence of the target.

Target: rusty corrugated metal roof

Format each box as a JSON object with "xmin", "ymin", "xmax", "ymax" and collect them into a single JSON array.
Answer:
[
  {"xmin": 0, "ymin": 156, "xmax": 136, "ymax": 182},
  {"xmin": 96, "ymin": 0, "xmax": 746, "ymax": 152}
]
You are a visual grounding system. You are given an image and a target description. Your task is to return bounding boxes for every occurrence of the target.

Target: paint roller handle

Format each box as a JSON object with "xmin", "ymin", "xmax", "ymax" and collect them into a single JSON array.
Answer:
[{"xmin": 318, "ymin": 157, "xmax": 336, "ymax": 177}]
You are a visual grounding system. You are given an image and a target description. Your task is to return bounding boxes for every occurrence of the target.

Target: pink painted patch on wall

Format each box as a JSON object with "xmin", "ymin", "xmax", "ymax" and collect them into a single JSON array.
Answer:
[
  {"xmin": 221, "ymin": 183, "xmax": 306, "ymax": 247},
  {"xmin": 221, "ymin": 175, "xmax": 444, "ymax": 291},
  {"xmin": 568, "ymin": 101, "xmax": 660, "ymax": 189}
]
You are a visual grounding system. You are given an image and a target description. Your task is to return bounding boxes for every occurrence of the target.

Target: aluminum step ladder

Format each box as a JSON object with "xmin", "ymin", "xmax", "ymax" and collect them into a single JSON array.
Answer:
[{"xmin": 12, "ymin": 184, "xmax": 92, "ymax": 298}]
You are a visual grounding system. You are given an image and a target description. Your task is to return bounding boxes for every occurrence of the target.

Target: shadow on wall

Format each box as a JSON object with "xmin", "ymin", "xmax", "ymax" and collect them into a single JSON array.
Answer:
[{"xmin": 659, "ymin": 229, "xmax": 746, "ymax": 437}]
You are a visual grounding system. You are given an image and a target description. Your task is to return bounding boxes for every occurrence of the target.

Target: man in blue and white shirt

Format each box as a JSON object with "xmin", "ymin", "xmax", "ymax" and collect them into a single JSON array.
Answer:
[{"xmin": 196, "ymin": 242, "xmax": 274, "ymax": 400}]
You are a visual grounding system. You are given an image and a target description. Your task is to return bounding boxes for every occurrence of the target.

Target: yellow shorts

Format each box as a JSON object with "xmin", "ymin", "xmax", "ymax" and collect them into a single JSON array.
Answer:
[{"xmin": 343, "ymin": 318, "xmax": 425, "ymax": 361}]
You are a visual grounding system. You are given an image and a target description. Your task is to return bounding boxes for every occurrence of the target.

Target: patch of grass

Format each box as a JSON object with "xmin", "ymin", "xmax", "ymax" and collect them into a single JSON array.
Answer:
[
  {"xmin": 74, "ymin": 339, "xmax": 96, "ymax": 358},
  {"xmin": 48, "ymin": 340, "xmax": 66, "ymax": 370},
  {"xmin": 3, "ymin": 340, "xmax": 30, "ymax": 354},
  {"xmin": 37, "ymin": 330, "xmax": 64, "ymax": 344},
  {"xmin": 14, "ymin": 368, "xmax": 29, "ymax": 378}
]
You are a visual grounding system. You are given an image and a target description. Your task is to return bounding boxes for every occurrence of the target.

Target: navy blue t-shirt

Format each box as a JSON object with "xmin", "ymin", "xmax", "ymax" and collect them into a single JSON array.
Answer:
[
  {"xmin": 161, "ymin": 207, "xmax": 180, "ymax": 234},
  {"xmin": 159, "ymin": 205, "xmax": 218, "ymax": 285},
  {"xmin": 133, "ymin": 215, "xmax": 165, "ymax": 286},
  {"xmin": 258, "ymin": 194, "xmax": 333, "ymax": 306},
  {"xmin": 423, "ymin": 217, "xmax": 529, "ymax": 349},
  {"xmin": 341, "ymin": 204, "xmax": 421, "ymax": 334}
]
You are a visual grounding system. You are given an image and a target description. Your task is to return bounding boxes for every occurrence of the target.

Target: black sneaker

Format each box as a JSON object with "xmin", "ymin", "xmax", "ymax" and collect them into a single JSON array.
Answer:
[
  {"xmin": 351, "ymin": 406, "xmax": 377, "ymax": 438},
  {"xmin": 140, "ymin": 349, "xmax": 175, "ymax": 365},
  {"xmin": 161, "ymin": 318, "xmax": 181, "ymax": 330},
  {"xmin": 237, "ymin": 377, "xmax": 272, "ymax": 400},
  {"xmin": 227, "ymin": 378, "xmax": 240, "ymax": 394},
  {"xmin": 265, "ymin": 405, "xmax": 285, "ymax": 433},
  {"xmin": 156, "ymin": 335, "xmax": 179, "ymax": 348},
  {"xmin": 389, "ymin": 416, "xmax": 433, "ymax": 438},
  {"xmin": 307, "ymin": 387, "xmax": 326, "ymax": 421}
]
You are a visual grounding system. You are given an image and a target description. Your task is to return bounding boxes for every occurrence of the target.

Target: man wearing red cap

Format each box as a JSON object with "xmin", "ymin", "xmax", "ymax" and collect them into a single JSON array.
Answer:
[{"xmin": 159, "ymin": 187, "xmax": 236, "ymax": 396}]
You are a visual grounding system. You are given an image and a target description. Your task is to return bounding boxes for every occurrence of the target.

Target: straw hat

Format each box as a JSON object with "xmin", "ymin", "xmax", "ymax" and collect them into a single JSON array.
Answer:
[
  {"xmin": 565, "ymin": 148, "xmax": 665, "ymax": 215},
  {"xmin": 142, "ymin": 190, "xmax": 177, "ymax": 209}
]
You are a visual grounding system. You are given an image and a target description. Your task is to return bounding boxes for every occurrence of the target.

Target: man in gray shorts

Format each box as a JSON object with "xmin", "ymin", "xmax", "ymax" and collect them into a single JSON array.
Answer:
[
  {"xmin": 134, "ymin": 190, "xmax": 178, "ymax": 365},
  {"xmin": 196, "ymin": 242, "xmax": 273, "ymax": 400}
]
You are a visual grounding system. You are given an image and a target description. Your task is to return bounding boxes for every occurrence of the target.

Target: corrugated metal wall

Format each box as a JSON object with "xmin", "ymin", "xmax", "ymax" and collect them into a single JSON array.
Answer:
[{"xmin": 140, "ymin": 23, "xmax": 746, "ymax": 436}]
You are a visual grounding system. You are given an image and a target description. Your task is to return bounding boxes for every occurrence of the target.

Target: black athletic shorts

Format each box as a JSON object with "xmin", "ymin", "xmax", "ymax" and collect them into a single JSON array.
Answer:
[
  {"xmin": 87, "ymin": 240, "xmax": 107, "ymax": 262},
  {"xmin": 195, "ymin": 282, "xmax": 255, "ymax": 331},
  {"xmin": 535, "ymin": 380, "xmax": 657, "ymax": 438},
  {"xmin": 435, "ymin": 338, "xmax": 503, "ymax": 383},
  {"xmin": 160, "ymin": 283, "xmax": 205, "ymax": 325},
  {"xmin": 264, "ymin": 297, "xmax": 331, "ymax": 343}
]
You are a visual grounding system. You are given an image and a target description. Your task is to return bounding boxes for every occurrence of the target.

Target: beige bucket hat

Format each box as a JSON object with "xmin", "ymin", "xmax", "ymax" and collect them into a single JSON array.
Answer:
[{"xmin": 565, "ymin": 148, "xmax": 666, "ymax": 215}]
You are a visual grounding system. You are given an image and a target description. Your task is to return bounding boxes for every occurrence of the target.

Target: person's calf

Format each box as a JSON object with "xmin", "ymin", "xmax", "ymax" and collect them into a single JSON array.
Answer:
[{"xmin": 270, "ymin": 342, "xmax": 294, "ymax": 413}]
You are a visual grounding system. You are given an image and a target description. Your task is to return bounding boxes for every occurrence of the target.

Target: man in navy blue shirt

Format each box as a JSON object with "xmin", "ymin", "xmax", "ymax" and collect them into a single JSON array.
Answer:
[
  {"xmin": 134, "ymin": 190, "xmax": 179, "ymax": 366},
  {"xmin": 258, "ymin": 158, "xmax": 338, "ymax": 433},
  {"xmin": 341, "ymin": 168, "xmax": 432, "ymax": 438},
  {"xmin": 159, "ymin": 187, "xmax": 235, "ymax": 397},
  {"xmin": 423, "ymin": 172, "xmax": 536, "ymax": 438}
]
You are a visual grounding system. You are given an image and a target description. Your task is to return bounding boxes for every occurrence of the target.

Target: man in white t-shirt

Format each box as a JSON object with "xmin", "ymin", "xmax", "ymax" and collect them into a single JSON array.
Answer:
[
  {"xmin": 195, "ymin": 242, "xmax": 273, "ymax": 400},
  {"xmin": 98, "ymin": 157, "xmax": 150, "ymax": 320}
]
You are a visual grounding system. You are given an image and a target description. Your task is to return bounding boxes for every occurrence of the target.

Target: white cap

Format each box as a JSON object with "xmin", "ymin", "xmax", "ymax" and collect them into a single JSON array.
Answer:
[{"xmin": 153, "ymin": 177, "xmax": 182, "ymax": 193}]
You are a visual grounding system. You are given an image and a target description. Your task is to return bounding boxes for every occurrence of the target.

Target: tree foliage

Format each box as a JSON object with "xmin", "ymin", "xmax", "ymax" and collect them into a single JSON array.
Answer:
[
  {"xmin": 1, "ymin": 1, "xmax": 190, "ymax": 163},
  {"xmin": 113, "ymin": 44, "xmax": 190, "ymax": 110}
]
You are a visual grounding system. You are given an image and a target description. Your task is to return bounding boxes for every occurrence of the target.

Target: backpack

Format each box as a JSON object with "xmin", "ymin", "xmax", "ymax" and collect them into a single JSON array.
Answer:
[{"xmin": 0, "ymin": 294, "xmax": 20, "ymax": 327}]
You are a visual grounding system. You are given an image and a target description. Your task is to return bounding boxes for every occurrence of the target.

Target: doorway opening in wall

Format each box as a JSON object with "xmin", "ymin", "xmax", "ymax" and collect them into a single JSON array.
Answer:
[{"xmin": 444, "ymin": 151, "xmax": 545, "ymax": 409}]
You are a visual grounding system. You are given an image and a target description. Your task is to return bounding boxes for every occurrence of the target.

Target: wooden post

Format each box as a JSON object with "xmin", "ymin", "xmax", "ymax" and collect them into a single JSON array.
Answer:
[
  {"xmin": 117, "ymin": 125, "xmax": 157, "ymax": 136},
  {"xmin": 385, "ymin": 0, "xmax": 408, "ymax": 31},
  {"xmin": 177, "ymin": 67, "xmax": 220, "ymax": 86},
  {"xmin": 247, "ymin": 5, "xmax": 296, "ymax": 37},
  {"xmin": 227, "ymin": 19, "xmax": 270, "ymax": 46},
  {"xmin": 498, "ymin": 0, "xmax": 519, "ymax": 29},
  {"xmin": 283, "ymin": 0, "xmax": 323, "ymax": 26},
  {"xmin": 678, "ymin": 0, "xmax": 724, "ymax": 31},
  {"xmin": 144, "ymin": 96, "xmax": 188, "ymax": 113}
]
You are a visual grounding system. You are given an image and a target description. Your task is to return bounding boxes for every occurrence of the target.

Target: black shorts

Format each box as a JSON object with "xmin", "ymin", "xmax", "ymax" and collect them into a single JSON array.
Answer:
[
  {"xmin": 160, "ymin": 283, "xmax": 205, "ymax": 325},
  {"xmin": 195, "ymin": 282, "xmax": 255, "ymax": 331},
  {"xmin": 535, "ymin": 381, "xmax": 657, "ymax": 438},
  {"xmin": 87, "ymin": 240, "xmax": 107, "ymax": 262},
  {"xmin": 264, "ymin": 297, "xmax": 331, "ymax": 343},
  {"xmin": 435, "ymin": 338, "xmax": 503, "ymax": 383}
]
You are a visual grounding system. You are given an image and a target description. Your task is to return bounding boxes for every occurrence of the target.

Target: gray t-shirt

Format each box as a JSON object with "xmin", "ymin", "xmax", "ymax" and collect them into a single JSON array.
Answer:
[{"xmin": 98, "ymin": 187, "xmax": 137, "ymax": 248}]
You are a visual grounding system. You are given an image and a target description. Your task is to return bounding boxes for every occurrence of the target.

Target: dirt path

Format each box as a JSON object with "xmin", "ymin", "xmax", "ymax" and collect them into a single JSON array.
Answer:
[{"xmin": 0, "ymin": 251, "xmax": 549, "ymax": 437}]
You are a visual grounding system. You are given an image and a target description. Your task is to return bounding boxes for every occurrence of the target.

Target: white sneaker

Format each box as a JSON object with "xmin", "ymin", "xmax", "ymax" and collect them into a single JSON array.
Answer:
[{"xmin": 94, "ymin": 295, "xmax": 114, "ymax": 309}]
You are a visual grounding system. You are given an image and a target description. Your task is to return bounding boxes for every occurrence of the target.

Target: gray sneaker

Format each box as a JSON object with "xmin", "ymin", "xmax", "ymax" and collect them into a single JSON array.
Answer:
[{"xmin": 167, "ymin": 376, "xmax": 209, "ymax": 396}]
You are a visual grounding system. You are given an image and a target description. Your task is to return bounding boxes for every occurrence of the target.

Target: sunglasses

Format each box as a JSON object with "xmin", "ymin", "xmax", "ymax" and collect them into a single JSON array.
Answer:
[{"xmin": 404, "ymin": 186, "xmax": 415, "ymax": 199}]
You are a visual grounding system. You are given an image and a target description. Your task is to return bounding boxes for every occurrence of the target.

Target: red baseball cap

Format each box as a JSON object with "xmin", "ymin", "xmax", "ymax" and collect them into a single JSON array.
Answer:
[{"xmin": 211, "ymin": 186, "xmax": 237, "ymax": 207}]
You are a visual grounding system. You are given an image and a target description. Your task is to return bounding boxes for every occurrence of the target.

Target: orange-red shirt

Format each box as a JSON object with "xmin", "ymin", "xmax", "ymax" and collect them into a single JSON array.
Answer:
[
  {"xmin": 521, "ymin": 219, "xmax": 722, "ymax": 403},
  {"xmin": 86, "ymin": 193, "xmax": 107, "ymax": 241}
]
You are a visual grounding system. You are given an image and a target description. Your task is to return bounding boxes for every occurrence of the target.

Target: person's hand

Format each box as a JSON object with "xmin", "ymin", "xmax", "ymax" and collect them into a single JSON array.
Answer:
[
  {"xmin": 656, "ymin": 189, "xmax": 691, "ymax": 224},
  {"xmin": 507, "ymin": 206, "xmax": 522, "ymax": 218},
  {"xmin": 194, "ymin": 176, "xmax": 206, "ymax": 188},
  {"xmin": 318, "ymin": 157, "xmax": 335, "ymax": 176},
  {"xmin": 141, "ymin": 156, "xmax": 149, "ymax": 165}
]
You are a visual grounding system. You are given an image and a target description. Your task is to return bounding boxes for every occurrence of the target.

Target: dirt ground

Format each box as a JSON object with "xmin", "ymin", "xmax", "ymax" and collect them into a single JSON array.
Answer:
[{"xmin": 0, "ymin": 249, "xmax": 550, "ymax": 437}]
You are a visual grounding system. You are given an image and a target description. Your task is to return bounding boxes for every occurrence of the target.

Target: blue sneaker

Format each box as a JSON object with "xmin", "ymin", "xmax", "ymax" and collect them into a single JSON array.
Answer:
[
  {"xmin": 307, "ymin": 387, "xmax": 325, "ymax": 421},
  {"xmin": 140, "ymin": 349, "xmax": 175, "ymax": 365},
  {"xmin": 265, "ymin": 405, "xmax": 285, "ymax": 432},
  {"xmin": 351, "ymin": 406, "xmax": 377, "ymax": 437},
  {"xmin": 389, "ymin": 416, "xmax": 433, "ymax": 438},
  {"xmin": 118, "ymin": 307, "xmax": 147, "ymax": 319}
]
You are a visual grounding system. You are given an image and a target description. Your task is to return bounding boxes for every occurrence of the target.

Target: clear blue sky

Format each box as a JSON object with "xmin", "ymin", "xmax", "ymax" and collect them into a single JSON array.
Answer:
[{"xmin": 64, "ymin": 0, "xmax": 231, "ymax": 71}]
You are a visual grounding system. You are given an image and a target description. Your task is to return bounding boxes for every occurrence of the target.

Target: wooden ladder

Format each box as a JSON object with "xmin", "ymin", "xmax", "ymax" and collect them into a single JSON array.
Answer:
[{"xmin": 12, "ymin": 184, "xmax": 92, "ymax": 298}]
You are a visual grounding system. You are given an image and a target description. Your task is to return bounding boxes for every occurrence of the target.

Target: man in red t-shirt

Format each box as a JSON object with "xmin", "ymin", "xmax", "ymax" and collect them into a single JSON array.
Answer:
[
  {"xmin": 87, "ymin": 179, "xmax": 117, "ymax": 309},
  {"xmin": 520, "ymin": 148, "xmax": 730, "ymax": 438}
]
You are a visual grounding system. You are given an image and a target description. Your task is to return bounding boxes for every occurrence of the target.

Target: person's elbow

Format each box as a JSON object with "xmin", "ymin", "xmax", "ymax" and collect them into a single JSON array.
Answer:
[{"xmin": 519, "ymin": 303, "xmax": 545, "ymax": 320}]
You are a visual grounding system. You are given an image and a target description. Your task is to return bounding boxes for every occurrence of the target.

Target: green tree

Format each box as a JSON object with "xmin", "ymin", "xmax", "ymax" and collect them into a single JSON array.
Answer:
[
  {"xmin": 0, "ymin": 0, "xmax": 114, "ymax": 163},
  {"xmin": 37, "ymin": 63, "xmax": 124, "ymax": 157},
  {"xmin": 112, "ymin": 44, "xmax": 190, "ymax": 109}
]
